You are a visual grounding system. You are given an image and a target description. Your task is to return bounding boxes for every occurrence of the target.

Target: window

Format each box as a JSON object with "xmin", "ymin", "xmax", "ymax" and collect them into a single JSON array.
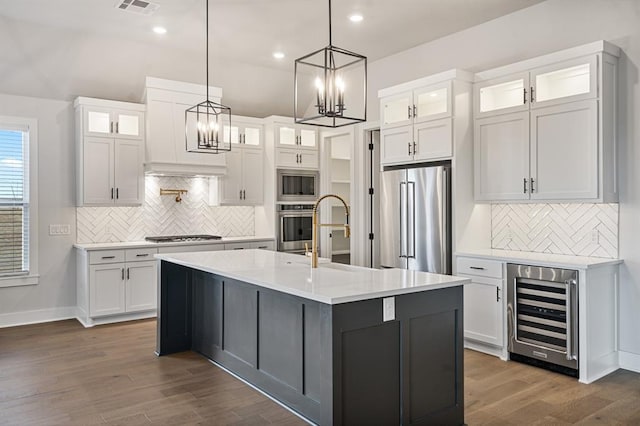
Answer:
[{"xmin": 0, "ymin": 116, "xmax": 38, "ymax": 287}]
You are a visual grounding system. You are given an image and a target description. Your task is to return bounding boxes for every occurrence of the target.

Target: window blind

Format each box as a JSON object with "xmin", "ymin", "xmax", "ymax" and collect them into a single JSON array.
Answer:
[{"xmin": 0, "ymin": 128, "xmax": 29, "ymax": 276}]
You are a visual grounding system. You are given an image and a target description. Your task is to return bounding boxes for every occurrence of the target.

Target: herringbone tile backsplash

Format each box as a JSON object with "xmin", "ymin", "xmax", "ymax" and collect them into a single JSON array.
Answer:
[
  {"xmin": 491, "ymin": 204, "xmax": 618, "ymax": 258},
  {"xmin": 77, "ymin": 176, "xmax": 254, "ymax": 243}
]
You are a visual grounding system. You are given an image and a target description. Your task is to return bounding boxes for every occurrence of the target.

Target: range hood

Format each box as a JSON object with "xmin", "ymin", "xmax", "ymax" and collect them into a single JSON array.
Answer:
[{"xmin": 143, "ymin": 77, "xmax": 228, "ymax": 177}]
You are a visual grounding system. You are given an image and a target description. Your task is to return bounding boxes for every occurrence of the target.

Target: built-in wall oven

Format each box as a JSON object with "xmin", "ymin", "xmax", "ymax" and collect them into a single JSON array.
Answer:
[
  {"xmin": 277, "ymin": 169, "xmax": 319, "ymax": 202},
  {"xmin": 507, "ymin": 263, "xmax": 579, "ymax": 376},
  {"xmin": 277, "ymin": 204, "xmax": 314, "ymax": 253}
]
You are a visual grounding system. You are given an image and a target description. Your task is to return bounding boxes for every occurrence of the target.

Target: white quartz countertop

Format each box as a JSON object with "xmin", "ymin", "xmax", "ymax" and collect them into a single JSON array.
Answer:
[
  {"xmin": 156, "ymin": 249, "xmax": 470, "ymax": 305},
  {"xmin": 74, "ymin": 236, "xmax": 274, "ymax": 250},
  {"xmin": 455, "ymin": 249, "xmax": 622, "ymax": 269}
]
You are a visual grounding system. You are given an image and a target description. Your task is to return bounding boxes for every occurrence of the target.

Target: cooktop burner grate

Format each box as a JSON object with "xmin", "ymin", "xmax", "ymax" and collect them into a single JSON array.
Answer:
[{"xmin": 145, "ymin": 234, "xmax": 222, "ymax": 243}]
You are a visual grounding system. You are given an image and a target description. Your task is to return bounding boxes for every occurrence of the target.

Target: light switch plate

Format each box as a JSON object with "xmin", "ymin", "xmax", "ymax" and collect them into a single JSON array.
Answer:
[
  {"xmin": 49, "ymin": 224, "xmax": 71, "ymax": 235},
  {"xmin": 383, "ymin": 297, "xmax": 395, "ymax": 322}
]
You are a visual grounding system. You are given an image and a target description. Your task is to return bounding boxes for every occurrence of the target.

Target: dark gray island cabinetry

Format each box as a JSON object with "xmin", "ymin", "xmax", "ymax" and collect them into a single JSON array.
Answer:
[{"xmin": 156, "ymin": 250, "xmax": 468, "ymax": 425}]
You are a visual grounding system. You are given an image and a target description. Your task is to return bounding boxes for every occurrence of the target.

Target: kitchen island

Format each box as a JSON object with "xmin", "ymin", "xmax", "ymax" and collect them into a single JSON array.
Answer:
[{"xmin": 156, "ymin": 249, "xmax": 469, "ymax": 425}]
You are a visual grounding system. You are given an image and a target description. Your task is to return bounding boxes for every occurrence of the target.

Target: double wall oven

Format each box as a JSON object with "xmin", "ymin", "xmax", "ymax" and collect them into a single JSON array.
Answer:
[
  {"xmin": 507, "ymin": 263, "xmax": 579, "ymax": 376},
  {"xmin": 276, "ymin": 169, "xmax": 319, "ymax": 254}
]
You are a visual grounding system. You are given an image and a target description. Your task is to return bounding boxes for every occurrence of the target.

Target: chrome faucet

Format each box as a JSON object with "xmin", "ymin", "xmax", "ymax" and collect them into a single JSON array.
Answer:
[{"xmin": 311, "ymin": 194, "xmax": 350, "ymax": 268}]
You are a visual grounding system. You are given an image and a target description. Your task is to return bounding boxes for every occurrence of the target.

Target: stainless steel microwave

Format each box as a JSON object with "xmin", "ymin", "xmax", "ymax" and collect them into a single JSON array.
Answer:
[{"xmin": 277, "ymin": 169, "xmax": 319, "ymax": 202}]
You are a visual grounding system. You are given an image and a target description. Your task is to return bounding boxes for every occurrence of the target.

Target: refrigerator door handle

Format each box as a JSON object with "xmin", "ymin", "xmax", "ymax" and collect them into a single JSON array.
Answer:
[
  {"xmin": 399, "ymin": 181, "xmax": 407, "ymax": 258},
  {"xmin": 407, "ymin": 181, "xmax": 416, "ymax": 258},
  {"xmin": 442, "ymin": 167, "xmax": 450, "ymax": 274}
]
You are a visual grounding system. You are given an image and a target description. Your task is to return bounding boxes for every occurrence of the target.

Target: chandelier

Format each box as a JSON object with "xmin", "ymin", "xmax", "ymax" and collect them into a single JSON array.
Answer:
[
  {"xmin": 185, "ymin": 0, "xmax": 231, "ymax": 154},
  {"xmin": 294, "ymin": 0, "xmax": 367, "ymax": 127}
]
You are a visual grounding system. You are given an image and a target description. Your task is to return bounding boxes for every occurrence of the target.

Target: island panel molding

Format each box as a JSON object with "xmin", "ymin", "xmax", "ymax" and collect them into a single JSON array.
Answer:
[
  {"xmin": 77, "ymin": 176, "xmax": 254, "ymax": 243},
  {"xmin": 491, "ymin": 203, "xmax": 618, "ymax": 258}
]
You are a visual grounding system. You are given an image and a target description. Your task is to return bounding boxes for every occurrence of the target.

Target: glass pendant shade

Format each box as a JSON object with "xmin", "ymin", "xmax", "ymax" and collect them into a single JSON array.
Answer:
[
  {"xmin": 294, "ymin": 0, "xmax": 367, "ymax": 127},
  {"xmin": 185, "ymin": 0, "xmax": 231, "ymax": 154}
]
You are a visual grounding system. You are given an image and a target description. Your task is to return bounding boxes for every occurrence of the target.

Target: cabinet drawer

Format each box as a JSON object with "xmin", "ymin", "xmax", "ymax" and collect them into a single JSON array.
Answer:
[
  {"xmin": 157, "ymin": 244, "xmax": 224, "ymax": 254},
  {"xmin": 252, "ymin": 241, "xmax": 275, "ymax": 251},
  {"xmin": 89, "ymin": 250, "xmax": 125, "ymax": 265},
  {"xmin": 456, "ymin": 257, "xmax": 503, "ymax": 278},
  {"xmin": 125, "ymin": 247, "xmax": 158, "ymax": 262},
  {"xmin": 225, "ymin": 242, "xmax": 254, "ymax": 250}
]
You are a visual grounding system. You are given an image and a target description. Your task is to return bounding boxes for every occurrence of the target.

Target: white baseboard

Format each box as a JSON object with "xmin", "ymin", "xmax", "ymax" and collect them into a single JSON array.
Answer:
[
  {"xmin": 619, "ymin": 351, "xmax": 640, "ymax": 373},
  {"xmin": 0, "ymin": 306, "xmax": 77, "ymax": 328},
  {"xmin": 77, "ymin": 311, "xmax": 156, "ymax": 328}
]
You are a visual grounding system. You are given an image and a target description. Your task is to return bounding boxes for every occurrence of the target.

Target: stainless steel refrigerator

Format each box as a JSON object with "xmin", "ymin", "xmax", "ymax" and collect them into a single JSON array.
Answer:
[{"xmin": 380, "ymin": 162, "xmax": 451, "ymax": 274}]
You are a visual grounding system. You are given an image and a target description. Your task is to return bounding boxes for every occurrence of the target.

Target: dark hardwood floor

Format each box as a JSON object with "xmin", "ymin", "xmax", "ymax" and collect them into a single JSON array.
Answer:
[{"xmin": 1, "ymin": 319, "xmax": 639, "ymax": 425}]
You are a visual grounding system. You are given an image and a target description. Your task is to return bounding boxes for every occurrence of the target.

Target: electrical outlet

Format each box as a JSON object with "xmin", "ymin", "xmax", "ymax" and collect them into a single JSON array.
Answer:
[
  {"xmin": 383, "ymin": 297, "xmax": 395, "ymax": 322},
  {"xmin": 591, "ymin": 229, "xmax": 599, "ymax": 244},
  {"xmin": 49, "ymin": 224, "xmax": 71, "ymax": 236}
]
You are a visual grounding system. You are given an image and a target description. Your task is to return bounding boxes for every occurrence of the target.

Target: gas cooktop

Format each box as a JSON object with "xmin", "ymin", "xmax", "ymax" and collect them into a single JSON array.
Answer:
[{"xmin": 145, "ymin": 234, "xmax": 222, "ymax": 243}]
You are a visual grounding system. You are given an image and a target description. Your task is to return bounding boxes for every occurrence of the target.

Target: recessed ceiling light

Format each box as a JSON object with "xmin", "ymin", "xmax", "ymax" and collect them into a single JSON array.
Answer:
[
  {"xmin": 153, "ymin": 26, "xmax": 167, "ymax": 35},
  {"xmin": 349, "ymin": 14, "xmax": 363, "ymax": 23},
  {"xmin": 273, "ymin": 52, "xmax": 285, "ymax": 60}
]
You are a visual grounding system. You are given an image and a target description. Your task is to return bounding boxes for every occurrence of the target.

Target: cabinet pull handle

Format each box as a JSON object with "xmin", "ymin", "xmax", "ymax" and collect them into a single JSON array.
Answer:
[
  {"xmin": 530, "ymin": 86, "xmax": 535, "ymax": 103},
  {"xmin": 116, "ymin": 188, "xmax": 119, "ymax": 199},
  {"xmin": 413, "ymin": 141, "xmax": 417, "ymax": 155},
  {"xmin": 136, "ymin": 253, "xmax": 149, "ymax": 257},
  {"xmin": 469, "ymin": 266, "xmax": 485, "ymax": 270},
  {"xmin": 243, "ymin": 190, "xmax": 246, "ymax": 200},
  {"xmin": 121, "ymin": 268, "xmax": 125, "ymax": 280},
  {"xmin": 523, "ymin": 88, "xmax": 527, "ymax": 104},
  {"xmin": 413, "ymin": 105, "xmax": 417, "ymax": 118},
  {"xmin": 408, "ymin": 142, "xmax": 412, "ymax": 156},
  {"xmin": 115, "ymin": 122, "xmax": 119, "ymax": 134},
  {"xmin": 110, "ymin": 122, "xmax": 114, "ymax": 133},
  {"xmin": 523, "ymin": 178, "xmax": 528, "ymax": 193},
  {"xmin": 239, "ymin": 189, "xmax": 243, "ymax": 199},
  {"xmin": 111, "ymin": 188, "xmax": 114, "ymax": 199},
  {"xmin": 101, "ymin": 255, "xmax": 115, "ymax": 259},
  {"xmin": 407, "ymin": 106, "xmax": 411, "ymax": 119},
  {"xmin": 258, "ymin": 246, "xmax": 268, "ymax": 249},
  {"xmin": 496, "ymin": 287, "xmax": 501, "ymax": 302},
  {"xmin": 126, "ymin": 268, "xmax": 130, "ymax": 280},
  {"xmin": 299, "ymin": 154, "xmax": 302, "ymax": 164},
  {"xmin": 530, "ymin": 178, "xmax": 535, "ymax": 193}
]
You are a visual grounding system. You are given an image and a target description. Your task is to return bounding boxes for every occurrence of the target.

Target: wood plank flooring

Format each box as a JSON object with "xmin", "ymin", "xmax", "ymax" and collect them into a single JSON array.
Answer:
[{"xmin": 1, "ymin": 319, "xmax": 639, "ymax": 425}]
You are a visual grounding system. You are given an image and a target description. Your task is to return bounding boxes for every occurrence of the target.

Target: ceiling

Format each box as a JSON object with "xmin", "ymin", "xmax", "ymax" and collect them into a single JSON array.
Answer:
[{"xmin": 0, "ymin": 0, "xmax": 544, "ymax": 117}]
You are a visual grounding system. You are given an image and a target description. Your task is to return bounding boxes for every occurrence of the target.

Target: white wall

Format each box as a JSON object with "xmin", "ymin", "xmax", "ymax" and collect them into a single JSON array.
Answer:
[
  {"xmin": 368, "ymin": 0, "xmax": 640, "ymax": 364},
  {"xmin": 0, "ymin": 94, "xmax": 77, "ymax": 325}
]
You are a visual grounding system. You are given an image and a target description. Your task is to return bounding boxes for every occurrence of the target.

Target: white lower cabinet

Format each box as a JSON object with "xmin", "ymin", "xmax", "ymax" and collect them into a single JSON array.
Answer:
[
  {"xmin": 125, "ymin": 261, "xmax": 157, "ymax": 312},
  {"xmin": 89, "ymin": 263, "xmax": 126, "ymax": 317},
  {"xmin": 456, "ymin": 256, "xmax": 506, "ymax": 358},
  {"xmin": 462, "ymin": 275, "xmax": 503, "ymax": 347}
]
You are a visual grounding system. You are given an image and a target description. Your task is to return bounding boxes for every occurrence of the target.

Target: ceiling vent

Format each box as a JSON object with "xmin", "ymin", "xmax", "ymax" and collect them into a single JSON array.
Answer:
[{"xmin": 114, "ymin": 0, "xmax": 159, "ymax": 15}]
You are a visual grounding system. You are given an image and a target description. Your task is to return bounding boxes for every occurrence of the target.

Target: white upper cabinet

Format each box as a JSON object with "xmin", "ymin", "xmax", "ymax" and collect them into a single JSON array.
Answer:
[
  {"xmin": 84, "ymin": 106, "xmax": 144, "ymax": 140},
  {"xmin": 379, "ymin": 72, "xmax": 466, "ymax": 167},
  {"xmin": 276, "ymin": 124, "xmax": 317, "ymax": 150},
  {"xmin": 475, "ymin": 73, "xmax": 529, "ymax": 117},
  {"xmin": 473, "ymin": 42, "xmax": 619, "ymax": 203},
  {"xmin": 75, "ymin": 97, "xmax": 145, "ymax": 206},
  {"xmin": 223, "ymin": 117, "xmax": 263, "ymax": 149}
]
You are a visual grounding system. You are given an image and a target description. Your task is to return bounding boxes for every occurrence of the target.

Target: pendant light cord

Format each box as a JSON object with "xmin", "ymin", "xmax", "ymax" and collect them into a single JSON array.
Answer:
[
  {"xmin": 328, "ymin": 0, "xmax": 332, "ymax": 47},
  {"xmin": 205, "ymin": 0, "xmax": 209, "ymax": 100}
]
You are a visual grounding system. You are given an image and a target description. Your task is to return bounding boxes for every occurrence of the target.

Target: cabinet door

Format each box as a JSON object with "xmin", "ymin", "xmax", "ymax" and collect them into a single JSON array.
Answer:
[
  {"xmin": 125, "ymin": 261, "xmax": 157, "ymax": 312},
  {"xmin": 474, "ymin": 112, "xmax": 530, "ymax": 201},
  {"xmin": 277, "ymin": 126, "xmax": 297, "ymax": 146},
  {"xmin": 463, "ymin": 275, "xmax": 504, "ymax": 347},
  {"xmin": 474, "ymin": 72, "xmax": 529, "ymax": 118},
  {"xmin": 89, "ymin": 264, "xmax": 125, "ymax": 317},
  {"xmin": 530, "ymin": 100, "xmax": 598, "ymax": 200},
  {"xmin": 298, "ymin": 127, "xmax": 317, "ymax": 149},
  {"xmin": 413, "ymin": 118, "xmax": 452, "ymax": 161},
  {"xmin": 380, "ymin": 125, "xmax": 413, "ymax": 165},
  {"xmin": 413, "ymin": 81, "xmax": 451, "ymax": 123},
  {"xmin": 298, "ymin": 150, "xmax": 318, "ymax": 169},
  {"xmin": 222, "ymin": 123, "xmax": 241, "ymax": 146},
  {"xmin": 114, "ymin": 140, "xmax": 143, "ymax": 205},
  {"xmin": 380, "ymin": 91, "xmax": 413, "ymax": 129},
  {"xmin": 84, "ymin": 106, "xmax": 113, "ymax": 137},
  {"xmin": 83, "ymin": 137, "xmax": 114, "ymax": 204},
  {"xmin": 275, "ymin": 148, "xmax": 300, "ymax": 168},
  {"xmin": 113, "ymin": 110, "xmax": 144, "ymax": 140},
  {"xmin": 530, "ymin": 55, "xmax": 597, "ymax": 109},
  {"xmin": 242, "ymin": 124, "xmax": 262, "ymax": 148},
  {"xmin": 242, "ymin": 149, "xmax": 264, "ymax": 205},
  {"xmin": 218, "ymin": 149, "xmax": 243, "ymax": 204}
]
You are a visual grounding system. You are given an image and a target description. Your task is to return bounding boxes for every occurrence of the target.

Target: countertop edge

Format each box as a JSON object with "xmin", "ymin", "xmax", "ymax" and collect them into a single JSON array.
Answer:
[
  {"xmin": 455, "ymin": 250, "xmax": 623, "ymax": 269},
  {"xmin": 74, "ymin": 236, "xmax": 275, "ymax": 250}
]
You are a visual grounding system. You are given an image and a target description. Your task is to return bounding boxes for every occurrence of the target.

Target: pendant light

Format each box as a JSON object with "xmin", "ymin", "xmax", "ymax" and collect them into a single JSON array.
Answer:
[
  {"xmin": 185, "ymin": 0, "xmax": 231, "ymax": 154},
  {"xmin": 294, "ymin": 0, "xmax": 367, "ymax": 127}
]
